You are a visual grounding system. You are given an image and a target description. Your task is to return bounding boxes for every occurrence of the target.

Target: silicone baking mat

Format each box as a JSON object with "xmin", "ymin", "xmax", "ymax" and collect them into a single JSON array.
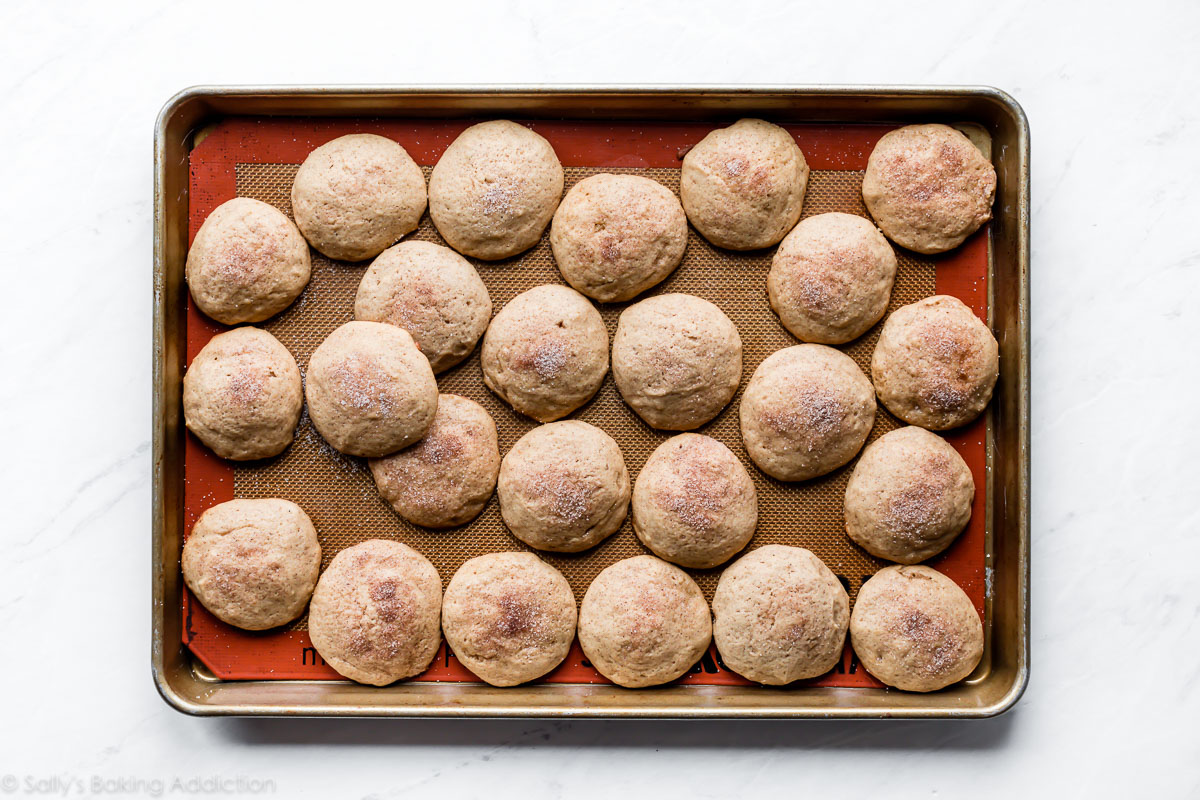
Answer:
[{"xmin": 183, "ymin": 118, "xmax": 989, "ymax": 687}]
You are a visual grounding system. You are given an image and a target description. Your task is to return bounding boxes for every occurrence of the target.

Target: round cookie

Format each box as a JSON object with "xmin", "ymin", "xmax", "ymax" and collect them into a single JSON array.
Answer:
[
  {"xmin": 182, "ymin": 499, "xmax": 320, "ymax": 631},
  {"xmin": 632, "ymin": 434, "xmax": 757, "ymax": 569},
  {"xmin": 481, "ymin": 284, "xmax": 608, "ymax": 422},
  {"xmin": 862, "ymin": 123, "xmax": 997, "ymax": 254},
  {"xmin": 185, "ymin": 197, "xmax": 311, "ymax": 325},
  {"xmin": 739, "ymin": 344, "xmax": 876, "ymax": 481},
  {"xmin": 578, "ymin": 555, "xmax": 712, "ymax": 688},
  {"xmin": 680, "ymin": 118, "xmax": 809, "ymax": 250},
  {"xmin": 767, "ymin": 212, "xmax": 898, "ymax": 344},
  {"xmin": 712, "ymin": 545, "xmax": 849, "ymax": 685},
  {"xmin": 850, "ymin": 565, "xmax": 984, "ymax": 692},
  {"xmin": 355, "ymin": 240, "xmax": 492, "ymax": 373},
  {"xmin": 428, "ymin": 120, "xmax": 564, "ymax": 260},
  {"xmin": 845, "ymin": 426, "xmax": 975, "ymax": 564},
  {"xmin": 441, "ymin": 553, "xmax": 577, "ymax": 687},
  {"xmin": 497, "ymin": 421, "xmax": 630, "ymax": 553},
  {"xmin": 308, "ymin": 539, "xmax": 442, "ymax": 686},
  {"xmin": 612, "ymin": 294, "xmax": 742, "ymax": 430},
  {"xmin": 290, "ymin": 133, "xmax": 427, "ymax": 262},
  {"xmin": 182, "ymin": 326, "xmax": 303, "ymax": 461},
  {"xmin": 549, "ymin": 173, "xmax": 687, "ymax": 302},
  {"xmin": 369, "ymin": 394, "xmax": 500, "ymax": 529},
  {"xmin": 871, "ymin": 295, "xmax": 999, "ymax": 430},
  {"xmin": 305, "ymin": 321, "xmax": 438, "ymax": 457}
]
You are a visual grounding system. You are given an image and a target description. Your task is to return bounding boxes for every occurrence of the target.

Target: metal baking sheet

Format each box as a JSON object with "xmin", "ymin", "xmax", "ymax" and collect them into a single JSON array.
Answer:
[{"xmin": 153, "ymin": 86, "xmax": 1029, "ymax": 718}]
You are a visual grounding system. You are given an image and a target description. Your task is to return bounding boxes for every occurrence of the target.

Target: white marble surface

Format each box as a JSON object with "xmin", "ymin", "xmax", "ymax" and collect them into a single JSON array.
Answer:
[{"xmin": 2, "ymin": 0, "xmax": 1199, "ymax": 796}]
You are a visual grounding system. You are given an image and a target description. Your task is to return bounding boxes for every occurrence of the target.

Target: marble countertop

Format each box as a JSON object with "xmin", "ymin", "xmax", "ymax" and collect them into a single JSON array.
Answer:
[{"xmin": 2, "ymin": 0, "xmax": 1198, "ymax": 797}]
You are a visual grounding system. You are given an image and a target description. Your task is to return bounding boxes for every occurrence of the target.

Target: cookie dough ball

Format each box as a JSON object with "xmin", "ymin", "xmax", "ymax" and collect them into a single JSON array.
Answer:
[
  {"xmin": 740, "ymin": 344, "xmax": 876, "ymax": 481},
  {"xmin": 182, "ymin": 499, "xmax": 320, "ymax": 630},
  {"xmin": 305, "ymin": 321, "xmax": 438, "ymax": 457},
  {"xmin": 498, "ymin": 421, "xmax": 630, "ymax": 553},
  {"xmin": 549, "ymin": 173, "xmax": 687, "ymax": 302},
  {"xmin": 767, "ymin": 212, "xmax": 898, "ymax": 344},
  {"xmin": 850, "ymin": 565, "xmax": 983, "ymax": 692},
  {"xmin": 871, "ymin": 295, "xmax": 999, "ymax": 430},
  {"xmin": 186, "ymin": 197, "xmax": 311, "ymax": 325},
  {"xmin": 845, "ymin": 426, "xmax": 975, "ymax": 564},
  {"xmin": 429, "ymin": 120, "xmax": 564, "ymax": 260},
  {"xmin": 291, "ymin": 133, "xmax": 427, "ymax": 262},
  {"xmin": 183, "ymin": 327, "xmax": 303, "ymax": 461},
  {"xmin": 632, "ymin": 434, "xmax": 756, "ymax": 569},
  {"xmin": 612, "ymin": 294, "xmax": 742, "ymax": 430},
  {"xmin": 308, "ymin": 539, "xmax": 442, "ymax": 685},
  {"xmin": 481, "ymin": 285, "xmax": 608, "ymax": 422},
  {"xmin": 369, "ymin": 395, "xmax": 500, "ymax": 529},
  {"xmin": 712, "ymin": 545, "xmax": 849, "ymax": 685},
  {"xmin": 355, "ymin": 241, "xmax": 492, "ymax": 373},
  {"xmin": 680, "ymin": 118, "xmax": 809, "ymax": 250},
  {"xmin": 862, "ymin": 124, "xmax": 997, "ymax": 254},
  {"xmin": 578, "ymin": 555, "xmax": 712, "ymax": 688},
  {"xmin": 441, "ymin": 553, "xmax": 577, "ymax": 686}
]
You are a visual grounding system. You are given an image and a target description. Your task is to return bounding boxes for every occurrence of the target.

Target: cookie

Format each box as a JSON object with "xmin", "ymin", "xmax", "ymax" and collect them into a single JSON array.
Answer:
[
  {"xmin": 291, "ymin": 133, "xmax": 427, "ymax": 262},
  {"xmin": 871, "ymin": 295, "xmax": 998, "ymax": 430},
  {"xmin": 850, "ymin": 565, "xmax": 984, "ymax": 692},
  {"xmin": 369, "ymin": 394, "xmax": 500, "ymax": 529},
  {"xmin": 182, "ymin": 499, "xmax": 320, "ymax": 630},
  {"xmin": 767, "ymin": 212, "xmax": 897, "ymax": 344},
  {"xmin": 549, "ymin": 173, "xmax": 687, "ymax": 302},
  {"xmin": 441, "ymin": 552, "xmax": 577, "ymax": 687},
  {"xmin": 308, "ymin": 539, "xmax": 442, "ymax": 686},
  {"xmin": 182, "ymin": 326, "xmax": 303, "ymax": 461},
  {"xmin": 429, "ymin": 120, "xmax": 564, "ymax": 260},
  {"xmin": 862, "ymin": 124, "xmax": 996, "ymax": 254},
  {"xmin": 355, "ymin": 240, "xmax": 492, "ymax": 373},
  {"xmin": 497, "ymin": 421, "xmax": 629, "ymax": 553},
  {"xmin": 632, "ymin": 433, "xmax": 756, "ymax": 569},
  {"xmin": 481, "ymin": 284, "xmax": 608, "ymax": 422},
  {"xmin": 739, "ymin": 344, "xmax": 876, "ymax": 481},
  {"xmin": 711, "ymin": 545, "xmax": 849, "ymax": 685},
  {"xmin": 305, "ymin": 321, "xmax": 438, "ymax": 457},
  {"xmin": 578, "ymin": 555, "xmax": 712, "ymax": 688},
  {"xmin": 844, "ymin": 426, "xmax": 974, "ymax": 564},
  {"xmin": 611, "ymin": 293, "xmax": 742, "ymax": 430},
  {"xmin": 680, "ymin": 118, "xmax": 809, "ymax": 250},
  {"xmin": 185, "ymin": 197, "xmax": 311, "ymax": 325}
]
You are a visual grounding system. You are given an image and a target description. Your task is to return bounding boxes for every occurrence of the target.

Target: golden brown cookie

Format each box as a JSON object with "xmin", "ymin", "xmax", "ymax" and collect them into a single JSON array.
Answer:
[
  {"xmin": 632, "ymin": 433, "xmax": 756, "ymax": 568},
  {"xmin": 739, "ymin": 344, "xmax": 876, "ymax": 481},
  {"xmin": 550, "ymin": 173, "xmax": 687, "ymax": 302},
  {"xmin": 308, "ymin": 539, "xmax": 442, "ymax": 686},
  {"xmin": 429, "ymin": 120, "xmax": 564, "ymax": 260},
  {"xmin": 497, "ymin": 421, "xmax": 630, "ymax": 553},
  {"xmin": 871, "ymin": 295, "xmax": 999, "ymax": 430},
  {"xmin": 441, "ymin": 553, "xmax": 577, "ymax": 687},
  {"xmin": 481, "ymin": 284, "xmax": 608, "ymax": 422},
  {"xmin": 182, "ymin": 326, "xmax": 303, "ymax": 461},
  {"xmin": 369, "ymin": 395, "xmax": 500, "ymax": 529},
  {"xmin": 611, "ymin": 293, "xmax": 742, "ymax": 430},
  {"xmin": 712, "ymin": 545, "xmax": 849, "ymax": 685},
  {"xmin": 182, "ymin": 499, "xmax": 320, "ymax": 630},
  {"xmin": 578, "ymin": 555, "xmax": 712, "ymax": 688},
  {"xmin": 305, "ymin": 321, "xmax": 438, "ymax": 457},
  {"xmin": 186, "ymin": 197, "xmax": 311, "ymax": 325},
  {"xmin": 862, "ymin": 124, "xmax": 996, "ymax": 254},
  {"xmin": 767, "ymin": 212, "xmax": 897, "ymax": 344},
  {"xmin": 291, "ymin": 133, "xmax": 427, "ymax": 262},
  {"xmin": 850, "ymin": 565, "xmax": 983, "ymax": 692},
  {"xmin": 680, "ymin": 118, "xmax": 809, "ymax": 250},
  {"xmin": 844, "ymin": 426, "xmax": 974, "ymax": 564}
]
